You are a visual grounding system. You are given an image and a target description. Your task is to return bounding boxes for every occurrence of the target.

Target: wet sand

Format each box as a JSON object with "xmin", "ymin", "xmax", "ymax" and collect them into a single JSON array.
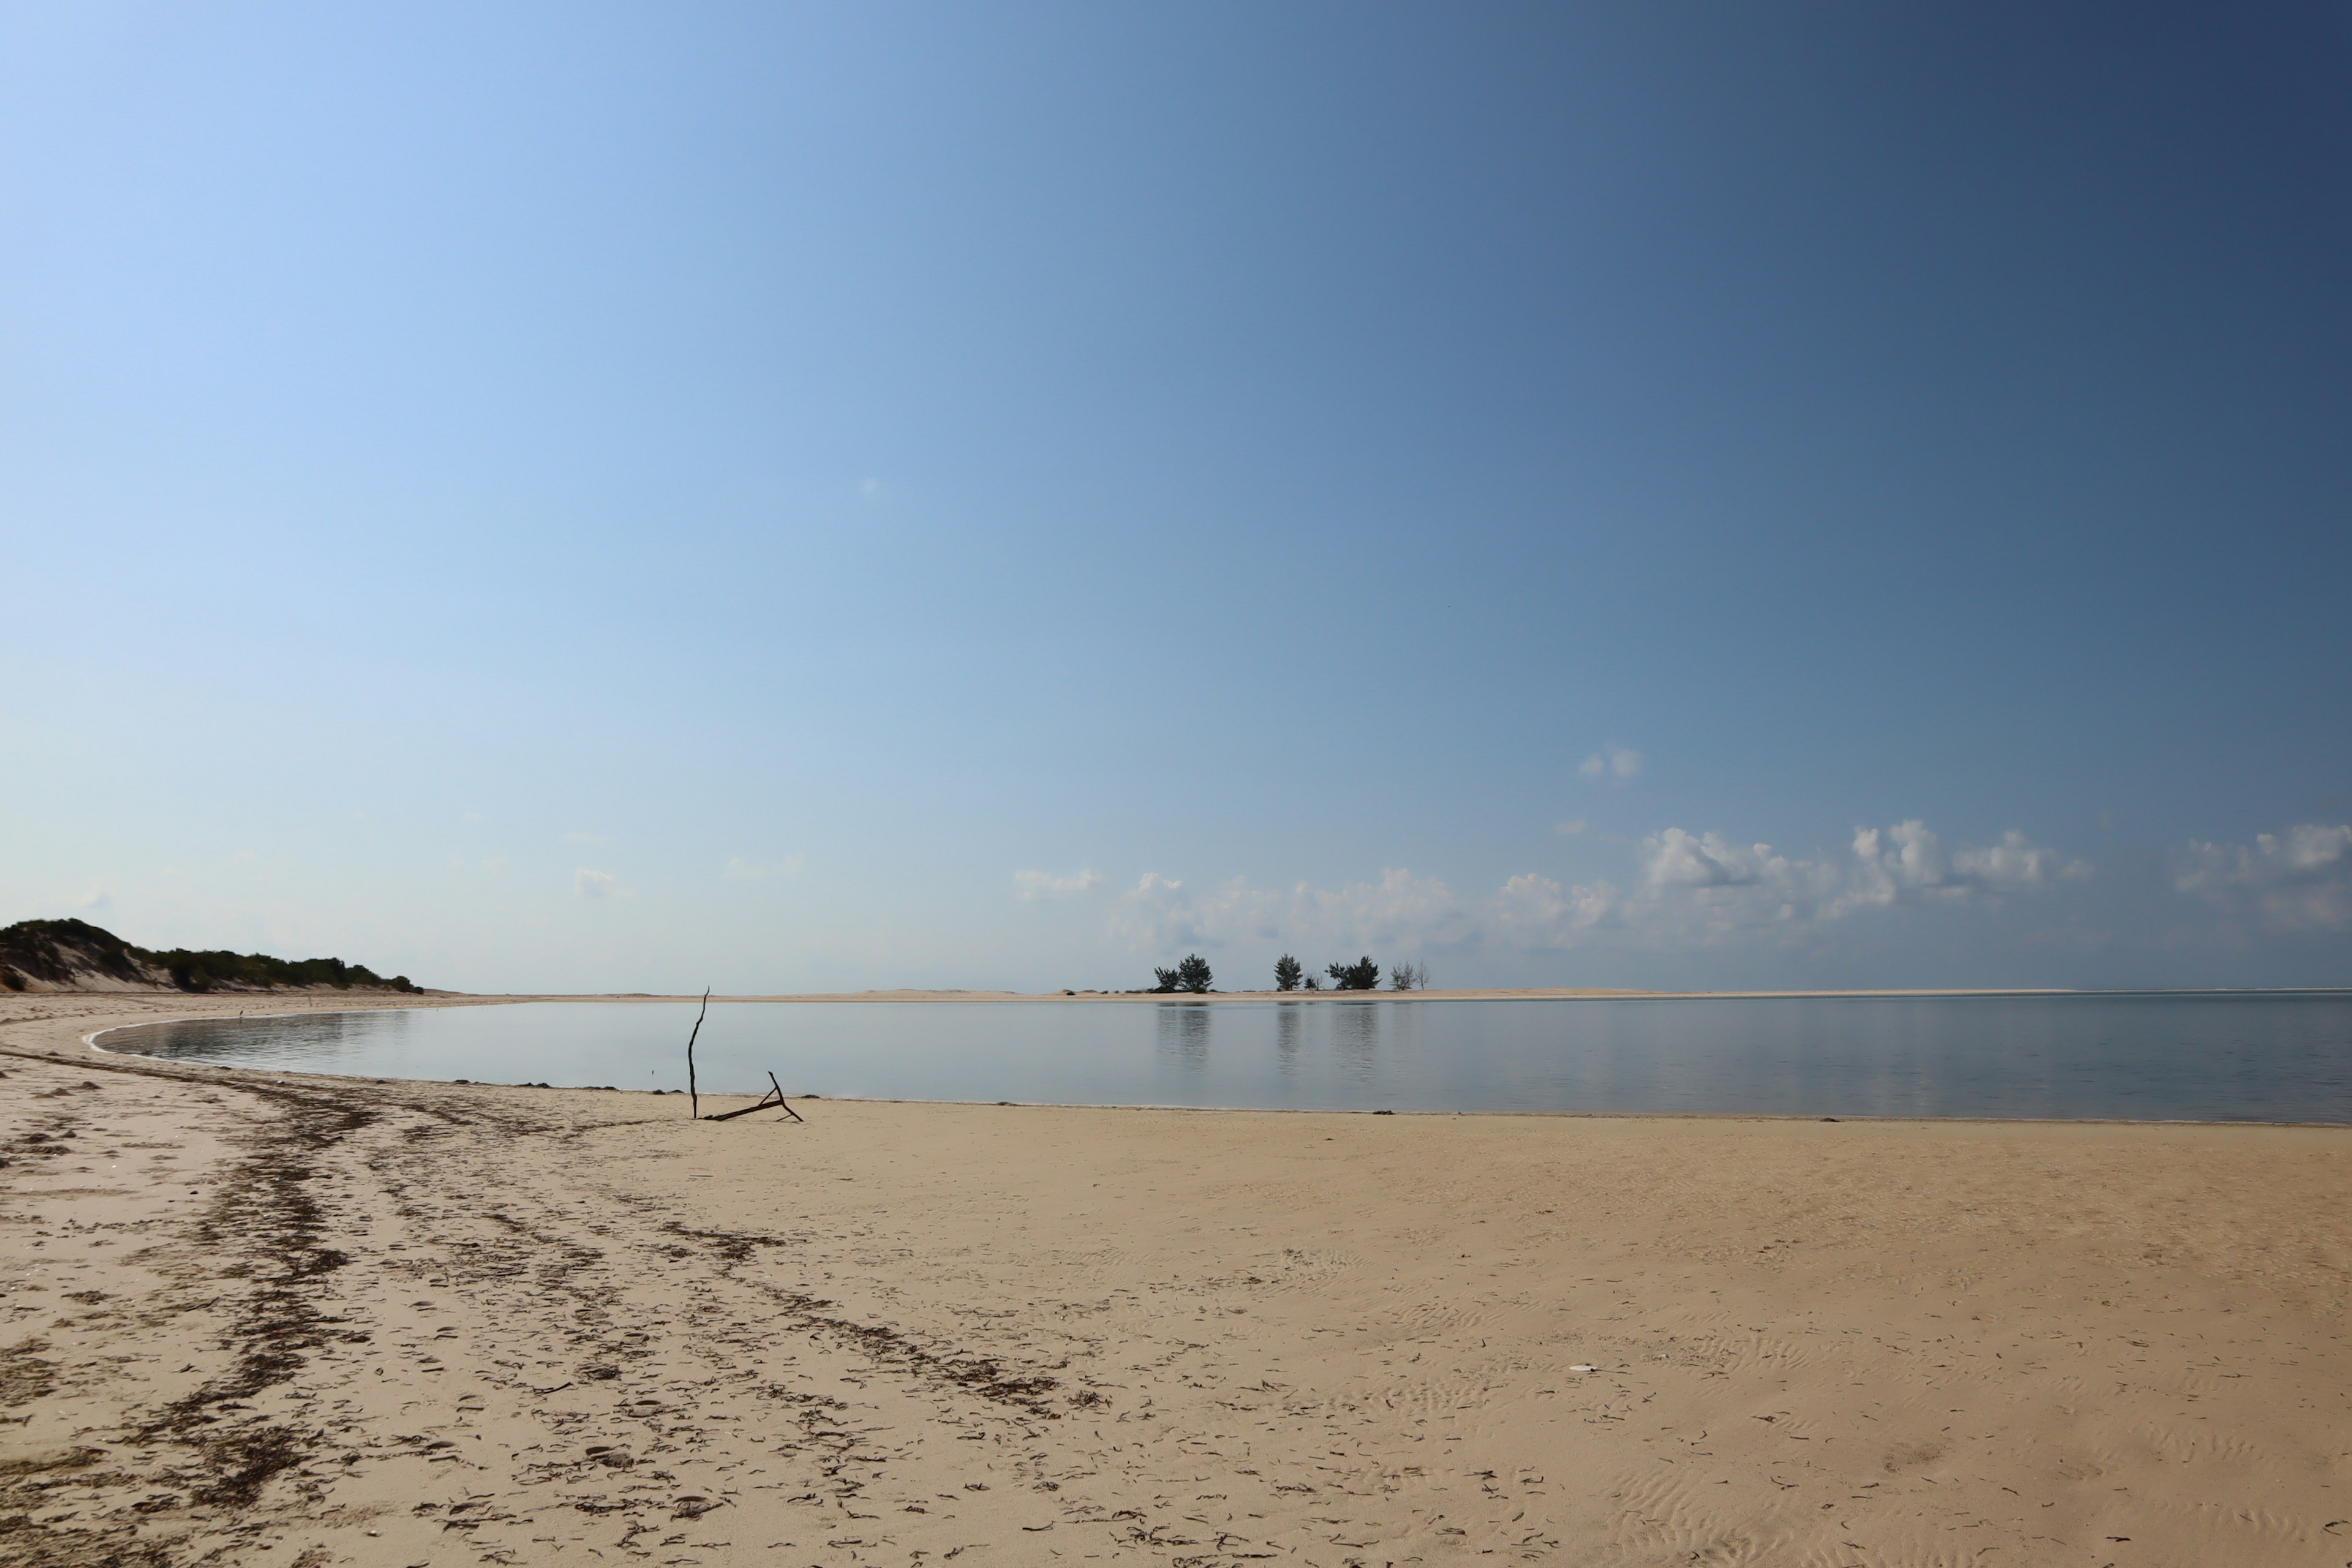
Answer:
[{"xmin": 4, "ymin": 992, "xmax": 2348, "ymax": 1567}]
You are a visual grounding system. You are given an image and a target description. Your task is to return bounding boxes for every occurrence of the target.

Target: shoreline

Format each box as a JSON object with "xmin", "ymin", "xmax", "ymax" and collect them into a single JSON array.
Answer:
[
  {"xmin": 322, "ymin": 983, "xmax": 2350, "ymax": 1001},
  {"xmin": 43, "ymin": 982, "xmax": 2352, "ymax": 1006},
  {"xmin": 4, "ymin": 989, "xmax": 2348, "ymax": 1565},
  {"xmin": 80, "ymin": 1035, "xmax": 2352, "ymax": 1132}
]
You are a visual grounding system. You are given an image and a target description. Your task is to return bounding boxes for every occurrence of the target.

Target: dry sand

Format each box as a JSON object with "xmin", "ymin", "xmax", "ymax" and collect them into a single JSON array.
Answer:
[{"xmin": 2, "ymin": 992, "xmax": 2347, "ymax": 1568}]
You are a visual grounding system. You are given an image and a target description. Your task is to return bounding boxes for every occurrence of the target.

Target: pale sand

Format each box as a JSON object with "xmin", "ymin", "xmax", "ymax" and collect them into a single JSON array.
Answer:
[{"xmin": 3, "ymin": 993, "xmax": 2347, "ymax": 1567}]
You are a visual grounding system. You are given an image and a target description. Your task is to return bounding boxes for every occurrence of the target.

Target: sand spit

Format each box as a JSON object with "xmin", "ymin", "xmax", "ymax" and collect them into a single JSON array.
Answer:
[{"xmin": 2, "ymin": 993, "xmax": 2348, "ymax": 1567}]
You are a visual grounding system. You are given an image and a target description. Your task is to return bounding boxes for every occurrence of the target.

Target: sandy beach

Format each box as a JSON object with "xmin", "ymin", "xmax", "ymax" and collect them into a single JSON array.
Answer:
[{"xmin": 4, "ymin": 993, "xmax": 2348, "ymax": 1567}]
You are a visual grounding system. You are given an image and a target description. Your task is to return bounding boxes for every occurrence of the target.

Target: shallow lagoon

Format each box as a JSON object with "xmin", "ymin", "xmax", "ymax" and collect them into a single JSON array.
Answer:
[{"xmin": 97, "ymin": 992, "xmax": 2352, "ymax": 1123}]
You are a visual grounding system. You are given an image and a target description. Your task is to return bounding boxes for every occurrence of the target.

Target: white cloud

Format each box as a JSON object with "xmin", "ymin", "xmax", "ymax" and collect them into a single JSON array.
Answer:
[
  {"xmin": 1014, "ymin": 867, "xmax": 1104, "ymax": 902},
  {"xmin": 1645, "ymin": 827, "xmax": 1788, "ymax": 889},
  {"xmin": 1490, "ymin": 872, "xmax": 1621, "ymax": 945},
  {"xmin": 73, "ymin": 889, "xmax": 113, "ymax": 911},
  {"xmin": 1106, "ymin": 820, "xmax": 2084, "ymax": 959},
  {"xmin": 1845, "ymin": 820, "xmax": 2084, "ymax": 905},
  {"xmin": 725, "ymin": 856, "xmax": 804, "ymax": 882},
  {"xmin": 1110, "ymin": 872, "xmax": 1199, "ymax": 944},
  {"xmin": 573, "ymin": 867, "xmax": 616, "ymax": 899},
  {"xmin": 1635, "ymin": 820, "xmax": 2087, "ymax": 932},
  {"xmin": 1554, "ymin": 818, "xmax": 1588, "ymax": 836},
  {"xmin": 2174, "ymin": 823, "xmax": 2352, "ymax": 932},
  {"xmin": 1954, "ymin": 829, "xmax": 2091, "ymax": 890},
  {"xmin": 1580, "ymin": 743, "xmax": 1644, "ymax": 780}
]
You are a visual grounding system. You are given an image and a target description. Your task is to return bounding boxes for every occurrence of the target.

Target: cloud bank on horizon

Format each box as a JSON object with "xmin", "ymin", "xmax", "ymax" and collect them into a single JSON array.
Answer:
[
  {"xmin": 1091, "ymin": 816, "xmax": 2348, "ymax": 962},
  {"xmin": 1091, "ymin": 823, "xmax": 2323, "ymax": 959},
  {"xmin": 2174, "ymin": 824, "xmax": 2352, "ymax": 935}
]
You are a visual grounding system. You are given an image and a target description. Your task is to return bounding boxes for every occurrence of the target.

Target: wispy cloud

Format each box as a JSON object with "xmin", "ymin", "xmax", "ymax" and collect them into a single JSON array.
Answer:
[
  {"xmin": 1015, "ymin": 867, "xmax": 1104, "ymax": 903},
  {"xmin": 1553, "ymin": 818, "xmax": 1589, "ymax": 836},
  {"xmin": 573, "ymin": 867, "xmax": 617, "ymax": 899},
  {"xmin": 565, "ymin": 831, "xmax": 614, "ymax": 844},
  {"xmin": 1110, "ymin": 869, "xmax": 1475, "ymax": 952},
  {"xmin": 2174, "ymin": 823, "xmax": 2352, "ymax": 932},
  {"xmin": 1580, "ymin": 744, "xmax": 1643, "ymax": 781}
]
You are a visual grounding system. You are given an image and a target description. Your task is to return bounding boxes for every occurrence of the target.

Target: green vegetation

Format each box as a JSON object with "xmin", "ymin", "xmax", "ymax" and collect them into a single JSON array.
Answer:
[
  {"xmin": 1153, "ymin": 954, "xmax": 1214, "ymax": 993},
  {"xmin": 0, "ymin": 917, "xmax": 418, "ymax": 994},
  {"xmin": 1273, "ymin": 954, "xmax": 1303, "ymax": 991},
  {"xmin": 1326, "ymin": 956, "xmax": 1381, "ymax": 990},
  {"xmin": 149, "ymin": 946, "xmax": 417, "ymax": 993}
]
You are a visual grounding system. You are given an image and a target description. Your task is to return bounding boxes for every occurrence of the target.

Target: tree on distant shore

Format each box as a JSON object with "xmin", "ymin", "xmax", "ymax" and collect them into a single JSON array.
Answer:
[
  {"xmin": 1302, "ymin": 973, "xmax": 1321, "ymax": 989},
  {"xmin": 1327, "ymin": 956, "xmax": 1380, "ymax": 990},
  {"xmin": 1273, "ymin": 954, "xmax": 1302, "ymax": 991},
  {"xmin": 1390, "ymin": 960, "xmax": 1428, "ymax": 991},
  {"xmin": 1154, "ymin": 954, "xmax": 1214, "ymax": 993}
]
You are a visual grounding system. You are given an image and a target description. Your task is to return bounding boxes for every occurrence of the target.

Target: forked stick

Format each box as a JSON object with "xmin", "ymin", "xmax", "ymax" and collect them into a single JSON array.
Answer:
[
  {"xmin": 702, "ymin": 1072, "xmax": 805, "ymax": 1123},
  {"xmin": 768, "ymin": 1071, "xmax": 805, "ymax": 1123}
]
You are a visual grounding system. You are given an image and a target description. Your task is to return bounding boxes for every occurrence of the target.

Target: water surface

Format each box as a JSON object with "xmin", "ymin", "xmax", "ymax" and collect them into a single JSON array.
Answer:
[{"xmin": 97, "ymin": 993, "xmax": 2352, "ymax": 1122}]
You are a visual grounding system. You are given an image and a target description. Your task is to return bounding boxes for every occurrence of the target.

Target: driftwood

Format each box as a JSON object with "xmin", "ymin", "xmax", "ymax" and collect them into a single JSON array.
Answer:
[
  {"xmin": 685, "ymin": 988, "xmax": 709, "ymax": 1120},
  {"xmin": 703, "ymin": 1072, "xmax": 805, "ymax": 1124}
]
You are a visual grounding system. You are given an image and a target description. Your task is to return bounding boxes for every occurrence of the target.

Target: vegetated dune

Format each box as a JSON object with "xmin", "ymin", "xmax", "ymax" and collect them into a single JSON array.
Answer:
[{"xmin": 0, "ymin": 917, "xmax": 419, "ymax": 995}]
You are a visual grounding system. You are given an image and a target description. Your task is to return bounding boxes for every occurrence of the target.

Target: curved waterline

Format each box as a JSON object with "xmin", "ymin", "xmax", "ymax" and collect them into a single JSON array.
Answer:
[{"xmin": 89, "ymin": 993, "xmax": 2352, "ymax": 1123}]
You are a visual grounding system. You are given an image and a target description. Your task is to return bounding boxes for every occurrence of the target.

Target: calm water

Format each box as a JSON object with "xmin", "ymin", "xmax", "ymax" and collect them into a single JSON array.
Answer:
[{"xmin": 94, "ymin": 993, "xmax": 2352, "ymax": 1122}]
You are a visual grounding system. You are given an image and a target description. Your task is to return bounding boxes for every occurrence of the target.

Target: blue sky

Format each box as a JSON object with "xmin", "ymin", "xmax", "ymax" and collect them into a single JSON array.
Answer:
[{"xmin": 6, "ymin": 2, "xmax": 2349, "ymax": 993}]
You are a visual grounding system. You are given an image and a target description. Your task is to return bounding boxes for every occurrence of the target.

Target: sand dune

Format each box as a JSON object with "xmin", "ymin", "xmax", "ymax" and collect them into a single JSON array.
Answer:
[{"xmin": 3, "ymin": 992, "xmax": 2346, "ymax": 1567}]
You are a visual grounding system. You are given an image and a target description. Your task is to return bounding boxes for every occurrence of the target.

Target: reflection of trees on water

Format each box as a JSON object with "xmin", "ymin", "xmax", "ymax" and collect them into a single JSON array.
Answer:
[
  {"xmin": 1273, "ymin": 1003, "xmax": 1303, "ymax": 1077},
  {"xmin": 1155, "ymin": 1003, "xmax": 1212, "ymax": 1070},
  {"xmin": 109, "ymin": 1009, "xmax": 413, "ymax": 1069},
  {"xmin": 1330, "ymin": 1002, "xmax": 1379, "ymax": 1085}
]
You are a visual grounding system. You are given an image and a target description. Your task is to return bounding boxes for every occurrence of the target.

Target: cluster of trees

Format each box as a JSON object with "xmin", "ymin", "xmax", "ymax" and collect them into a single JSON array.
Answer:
[
  {"xmin": 1272, "ymin": 954, "xmax": 1430, "ymax": 991},
  {"xmin": 1152, "ymin": 954, "xmax": 1215, "ymax": 993},
  {"xmin": 1147, "ymin": 953, "xmax": 1435, "ymax": 994}
]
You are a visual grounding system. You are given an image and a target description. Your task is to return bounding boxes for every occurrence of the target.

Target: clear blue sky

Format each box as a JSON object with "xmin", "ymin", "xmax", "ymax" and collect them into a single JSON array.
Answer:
[{"xmin": 6, "ymin": 2, "xmax": 2349, "ymax": 992}]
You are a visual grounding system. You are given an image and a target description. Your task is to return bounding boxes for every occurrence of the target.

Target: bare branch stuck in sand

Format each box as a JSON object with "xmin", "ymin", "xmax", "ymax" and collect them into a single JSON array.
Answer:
[{"xmin": 683, "ymin": 985, "xmax": 708, "ymax": 1119}]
